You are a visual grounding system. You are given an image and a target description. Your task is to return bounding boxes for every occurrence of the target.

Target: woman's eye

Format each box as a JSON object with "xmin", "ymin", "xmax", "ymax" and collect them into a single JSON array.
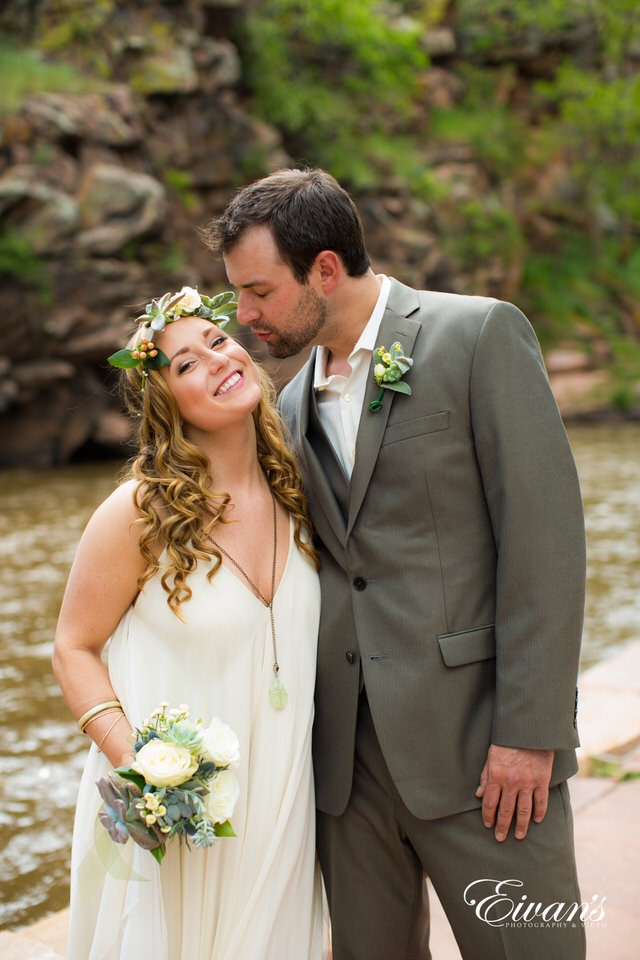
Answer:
[{"xmin": 175, "ymin": 334, "xmax": 227, "ymax": 373}]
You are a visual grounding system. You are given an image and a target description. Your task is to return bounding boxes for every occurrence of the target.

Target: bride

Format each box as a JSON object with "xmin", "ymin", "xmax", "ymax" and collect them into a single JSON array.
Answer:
[{"xmin": 52, "ymin": 287, "xmax": 324, "ymax": 960}]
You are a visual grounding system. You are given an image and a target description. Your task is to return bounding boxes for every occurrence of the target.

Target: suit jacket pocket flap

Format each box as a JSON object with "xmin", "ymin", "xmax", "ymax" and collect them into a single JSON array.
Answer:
[
  {"xmin": 437, "ymin": 625, "xmax": 496, "ymax": 667},
  {"xmin": 382, "ymin": 410, "xmax": 449, "ymax": 446}
]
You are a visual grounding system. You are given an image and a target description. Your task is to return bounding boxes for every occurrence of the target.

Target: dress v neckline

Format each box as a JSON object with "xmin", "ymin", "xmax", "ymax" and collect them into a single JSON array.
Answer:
[{"xmin": 214, "ymin": 515, "xmax": 293, "ymax": 607}]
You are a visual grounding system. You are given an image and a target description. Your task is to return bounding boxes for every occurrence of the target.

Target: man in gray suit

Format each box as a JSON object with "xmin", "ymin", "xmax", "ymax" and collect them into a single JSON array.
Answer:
[{"xmin": 204, "ymin": 168, "xmax": 586, "ymax": 959}]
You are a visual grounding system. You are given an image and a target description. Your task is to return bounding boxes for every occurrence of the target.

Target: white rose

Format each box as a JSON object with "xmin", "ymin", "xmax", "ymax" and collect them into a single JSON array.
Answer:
[
  {"xmin": 374, "ymin": 363, "xmax": 386, "ymax": 380},
  {"xmin": 173, "ymin": 286, "xmax": 202, "ymax": 315},
  {"xmin": 205, "ymin": 769, "xmax": 240, "ymax": 823},
  {"xmin": 201, "ymin": 717, "xmax": 240, "ymax": 767},
  {"xmin": 132, "ymin": 739, "xmax": 198, "ymax": 788}
]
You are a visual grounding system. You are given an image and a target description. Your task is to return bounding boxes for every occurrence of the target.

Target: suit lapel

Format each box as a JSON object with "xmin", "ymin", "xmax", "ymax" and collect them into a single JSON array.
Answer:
[
  {"xmin": 290, "ymin": 280, "xmax": 423, "ymax": 548},
  {"xmin": 289, "ymin": 355, "xmax": 348, "ymax": 555},
  {"xmin": 347, "ymin": 282, "xmax": 422, "ymax": 536}
]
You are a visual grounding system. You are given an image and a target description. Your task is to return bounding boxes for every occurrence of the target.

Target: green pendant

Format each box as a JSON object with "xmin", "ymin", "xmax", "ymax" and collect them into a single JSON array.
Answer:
[{"xmin": 268, "ymin": 676, "xmax": 288, "ymax": 710}]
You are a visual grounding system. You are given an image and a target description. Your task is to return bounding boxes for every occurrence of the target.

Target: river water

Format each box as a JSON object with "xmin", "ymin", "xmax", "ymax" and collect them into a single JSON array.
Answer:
[{"xmin": 0, "ymin": 422, "xmax": 638, "ymax": 930}]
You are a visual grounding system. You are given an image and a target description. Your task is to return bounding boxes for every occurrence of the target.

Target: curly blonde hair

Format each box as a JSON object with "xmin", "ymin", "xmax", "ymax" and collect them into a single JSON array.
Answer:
[{"xmin": 119, "ymin": 351, "xmax": 319, "ymax": 617}]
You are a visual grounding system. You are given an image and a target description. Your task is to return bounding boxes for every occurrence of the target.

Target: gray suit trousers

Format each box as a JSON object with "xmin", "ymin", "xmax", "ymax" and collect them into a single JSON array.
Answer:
[{"xmin": 317, "ymin": 691, "xmax": 587, "ymax": 960}]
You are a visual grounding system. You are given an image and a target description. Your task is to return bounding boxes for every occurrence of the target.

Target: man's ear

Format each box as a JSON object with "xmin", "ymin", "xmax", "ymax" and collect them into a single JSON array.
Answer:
[{"xmin": 313, "ymin": 250, "xmax": 341, "ymax": 293}]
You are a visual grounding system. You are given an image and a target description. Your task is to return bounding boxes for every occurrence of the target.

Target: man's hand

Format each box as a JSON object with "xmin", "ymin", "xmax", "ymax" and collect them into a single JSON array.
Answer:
[{"xmin": 475, "ymin": 745, "xmax": 554, "ymax": 842}]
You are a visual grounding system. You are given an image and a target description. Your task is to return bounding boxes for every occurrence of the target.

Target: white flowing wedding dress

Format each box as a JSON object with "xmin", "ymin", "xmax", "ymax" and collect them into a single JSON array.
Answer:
[{"xmin": 66, "ymin": 520, "xmax": 324, "ymax": 960}]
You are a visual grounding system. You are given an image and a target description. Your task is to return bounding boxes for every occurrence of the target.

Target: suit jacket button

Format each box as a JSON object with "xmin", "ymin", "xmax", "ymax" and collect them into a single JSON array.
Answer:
[
  {"xmin": 353, "ymin": 577, "xmax": 367, "ymax": 591},
  {"xmin": 346, "ymin": 651, "xmax": 356, "ymax": 664}
]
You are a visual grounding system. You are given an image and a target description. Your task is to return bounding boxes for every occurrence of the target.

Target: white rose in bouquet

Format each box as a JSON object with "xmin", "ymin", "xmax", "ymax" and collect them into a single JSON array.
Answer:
[
  {"xmin": 132, "ymin": 739, "xmax": 198, "ymax": 788},
  {"xmin": 205, "ymin": 769, "xmax": 240, "ymax": 824},
  {"xmin": 201, "ymin": 717, "xmax": 241, "ymax": 767}
]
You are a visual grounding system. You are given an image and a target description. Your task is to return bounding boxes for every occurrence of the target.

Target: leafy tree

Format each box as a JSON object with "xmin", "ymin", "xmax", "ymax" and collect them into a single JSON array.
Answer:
[
  {"xmin": 533, "ymin": 0, "xmax": 640, "ymax": 263},
  {"xmin": 548, "ymin": 68, "xmax": 640, "ymax": 262},
  {"xmin": 236, "ymin": 0, "xmax": 430, "ymax": 188},
  {"xmin": 455, "ymin": 0, "xmax": 580, "ymax": 54}
]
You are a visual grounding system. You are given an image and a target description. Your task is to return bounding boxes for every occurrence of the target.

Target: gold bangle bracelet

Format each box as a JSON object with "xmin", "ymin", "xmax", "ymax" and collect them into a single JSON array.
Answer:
[
  {"xmin": 97, "ymin": 712, "xmax": 126, "ymax": 753},
  {"xmin": 77, "ymin": 700, "xmax": 122, "ymax": 734}
]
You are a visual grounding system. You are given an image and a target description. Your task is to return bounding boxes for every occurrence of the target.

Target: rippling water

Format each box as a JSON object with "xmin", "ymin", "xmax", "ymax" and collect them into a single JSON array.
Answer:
[
  {"xmin": 0, "ymin": 462, "xmax": 121, "ymax": 929},
  {"xmin": 570, "ymin": 423, "xmax": 640, "ymax": 668},
  {"xmin": 0, "ymin": 423, "xmax": 638, "ymax": 930}
]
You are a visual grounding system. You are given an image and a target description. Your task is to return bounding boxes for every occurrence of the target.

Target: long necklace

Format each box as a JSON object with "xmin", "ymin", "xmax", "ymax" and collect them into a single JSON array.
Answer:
[{"xmin": 207, "ymin": 493, "xmax": 288, "ymax": 710}]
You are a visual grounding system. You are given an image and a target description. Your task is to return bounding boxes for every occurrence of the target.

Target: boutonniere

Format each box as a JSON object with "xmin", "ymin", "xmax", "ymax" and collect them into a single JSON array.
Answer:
[{"xmin": 369, "ymin": 342, "xmax": 413, "ymax": 412}]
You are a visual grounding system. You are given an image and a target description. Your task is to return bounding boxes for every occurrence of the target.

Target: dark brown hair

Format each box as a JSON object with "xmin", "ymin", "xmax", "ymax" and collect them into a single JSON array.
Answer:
[{"xmin": 202, "ymin": 167, "xmax": 371, "ymax": 283}]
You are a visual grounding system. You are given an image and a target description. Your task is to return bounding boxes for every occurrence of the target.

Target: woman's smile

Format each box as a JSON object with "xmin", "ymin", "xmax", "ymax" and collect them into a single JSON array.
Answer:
[{"xmin": 215, "ymin": 370, "xmax": 243, "ymax": 396}]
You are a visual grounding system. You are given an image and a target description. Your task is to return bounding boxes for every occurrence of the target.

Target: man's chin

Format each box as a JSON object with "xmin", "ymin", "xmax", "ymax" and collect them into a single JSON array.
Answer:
[{"xmin": 268, "ymin": 340, "xmax": 299, "ymax": 360}]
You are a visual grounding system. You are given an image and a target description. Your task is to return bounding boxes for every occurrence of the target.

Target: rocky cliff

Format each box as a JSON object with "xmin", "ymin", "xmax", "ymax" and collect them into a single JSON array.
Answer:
[{"xmin": 0, "ymin": 0, "xmax": 633, "ymax": 467}]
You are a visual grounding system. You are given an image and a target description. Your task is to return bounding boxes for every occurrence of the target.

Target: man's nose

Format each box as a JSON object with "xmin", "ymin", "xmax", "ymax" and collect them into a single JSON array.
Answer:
[{"xmin": 236, "ymin": 292, "xmax": 259, "ymax": 326}]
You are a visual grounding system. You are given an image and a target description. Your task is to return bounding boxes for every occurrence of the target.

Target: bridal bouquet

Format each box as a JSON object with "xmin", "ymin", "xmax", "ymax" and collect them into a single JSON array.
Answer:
[{"xmin": 97, "ymin": 703, "xmax": 240, "ymax": 864}]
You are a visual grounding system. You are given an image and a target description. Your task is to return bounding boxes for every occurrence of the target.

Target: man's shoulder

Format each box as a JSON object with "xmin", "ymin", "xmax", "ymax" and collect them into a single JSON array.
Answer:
[
  {"xmin": 387, "ymin": 279, "xmax": 526, "ymax": 336},
  {"xmin": 389, "ymin": 278, "xmax": 499, "ymax": 315},
  {"xmin": 278, "ymin": 357, "xmax": 313, "ymax": 418}
]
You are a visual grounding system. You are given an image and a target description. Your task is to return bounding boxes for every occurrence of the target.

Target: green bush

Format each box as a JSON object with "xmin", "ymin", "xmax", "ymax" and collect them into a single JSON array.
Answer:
[
  {"xmin": 0, "ymin": 41, "xmax": 105, "ymax": 114},
  {"xmin": 237, "ymin": 0, "xmax": 429, "ymax": 188},
  {"xmin": 0, "ymin": 227, "xmax": 52, "ymax": 303}
]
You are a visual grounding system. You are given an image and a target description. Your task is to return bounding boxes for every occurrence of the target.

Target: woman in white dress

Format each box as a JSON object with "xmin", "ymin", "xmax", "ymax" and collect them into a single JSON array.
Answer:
[{"xmin": 52, "ymin": 287, "xmax": 324, "ymax": 960}]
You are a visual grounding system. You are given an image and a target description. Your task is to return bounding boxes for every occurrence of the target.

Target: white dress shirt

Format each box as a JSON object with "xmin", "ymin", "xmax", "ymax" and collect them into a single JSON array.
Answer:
[{"xmin": 313, "ymin": 275, "xmax": 391, "ymax": 479}]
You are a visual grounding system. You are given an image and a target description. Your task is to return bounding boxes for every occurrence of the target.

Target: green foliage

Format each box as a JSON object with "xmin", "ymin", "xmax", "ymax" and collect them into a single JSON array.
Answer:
[
  {"xmin": 456, "ymin": 0, "xmax": 578, "ymax": 54},
  {"xmin": 163, "ymin": 169, "xmax": 199, "ymax": 214},
  {"xmin": 585, "ymin": 0, "xmax": 640, "ymax": 68},
  {"xmin": 0, "ymin": 0, "xmax": 637, "ymax": 410},
  {"xmin": 539, "ymin": 67, "xmax": 640, "ymax": 259},
  {"xmin": 435, "ymin": 0, "xmax": 640, "ymax": 68},
  {"xmin": 430, "ymin": 65, "xmax": 527, "ymax": 180},
  {"xmin": 522, "ymin": 233, "xmax": 640, "ymax": 334},
  {"xmin": 521, "ymin": 234, "xmax": 640, "ymax": 409},
  {"xmin": 0, "ymin": 227, "xmax": 52, "ymax": 304},
  {"xmin": 522, "ymin": 239, "xmax": 597, "ymax": 340},
  {"xmin": 237, "ymin": 0, "xmax": 429, "ymax": 186},
  {"xmin": 590, "ymin": 755, "xmax": 640, "ymax": 779},
  {"xmin": 36, "ymin": 0, "xmax": 115, "ymax": 51},
  {"xmin": 0, "ymin": 41, "xmax": 104, "ymax": 114},
  {"xmin": 606, "ymin": 337, "xmax": 640, "ymax": 412},
  {"xmin": 440, "ymin": 196, "xmax": 524, "ymax": 272},
  {"xmin": 308, "ymin": 129, "xmax": 440, "ymax": 199},
  {"xmin": 159, "ymin": 241, "xmax": 188, "ymax": 278}
]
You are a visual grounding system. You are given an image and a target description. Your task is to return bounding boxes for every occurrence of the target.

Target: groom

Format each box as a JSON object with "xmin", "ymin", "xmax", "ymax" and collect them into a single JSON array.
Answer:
[{"xmin": 204, "ymin": 168, "xmax": 587, "ymax": 959}]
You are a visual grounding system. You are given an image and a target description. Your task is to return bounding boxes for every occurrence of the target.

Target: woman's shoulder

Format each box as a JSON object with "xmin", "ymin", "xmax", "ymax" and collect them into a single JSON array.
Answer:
[
  {"xmin": 95, "ymin": 477, "xmax": 140, "ymax": 516},
  {"xmin": 81, "ymin": 477, "xmax": 143, "ymax": 543},
  {"xmin": 69, "ymin": 477, "xmax": 148, "ymax": 578}
]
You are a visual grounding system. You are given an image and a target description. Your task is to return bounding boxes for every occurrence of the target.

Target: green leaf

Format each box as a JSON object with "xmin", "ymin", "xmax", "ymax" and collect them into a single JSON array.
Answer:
[
  {"xmin": 107, "ymin": 349, "xmax": 139, "ymax": 369},
  {"xmin": 394, "ymin": 358, "xmax": 413, "ymax": 375},
  {"xmin": 113, "ymin": 766, "xmax": 147, "ymax": 792},
  {"xmin": 384, "ymin": 381, "xmax": 412, "ymax": 396},
  {"xmin": 149, "ymin": 844, "xmax": 166, "ymax": 864},
  {"xmin": 214, "ymin": 819, "xmax": 236, "ymax": 838},
  {"xmin": 145, "ymin": 350, "xmax": 170, "ymax": 369}
]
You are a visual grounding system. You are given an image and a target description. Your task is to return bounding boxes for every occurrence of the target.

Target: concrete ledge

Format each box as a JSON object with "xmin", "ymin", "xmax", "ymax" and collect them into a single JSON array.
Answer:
[
  {"xmin": 0, "ymin": 909, "xmax": 68, "ymax": 959},
  {"xmin": 577, "ymin": 639, "xmax": 640, "ymax": 775}
]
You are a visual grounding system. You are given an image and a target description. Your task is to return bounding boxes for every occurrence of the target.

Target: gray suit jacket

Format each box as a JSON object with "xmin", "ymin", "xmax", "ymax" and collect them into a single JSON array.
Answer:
[{"xmin": 279, "ymin": 278, "xmax": 585, "ymax": 819}]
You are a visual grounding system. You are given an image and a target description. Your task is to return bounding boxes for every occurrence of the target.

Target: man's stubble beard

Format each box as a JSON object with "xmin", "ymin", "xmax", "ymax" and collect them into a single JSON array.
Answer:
[{"xmin": 266, "ymin": 285, "xmax": 329, "ymax": 359}]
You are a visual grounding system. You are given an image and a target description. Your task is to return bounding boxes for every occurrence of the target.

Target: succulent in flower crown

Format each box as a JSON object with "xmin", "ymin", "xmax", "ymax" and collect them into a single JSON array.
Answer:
[{"xmin": 107, "ymin": 286, "xmax": 237, "ymax": 389}]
